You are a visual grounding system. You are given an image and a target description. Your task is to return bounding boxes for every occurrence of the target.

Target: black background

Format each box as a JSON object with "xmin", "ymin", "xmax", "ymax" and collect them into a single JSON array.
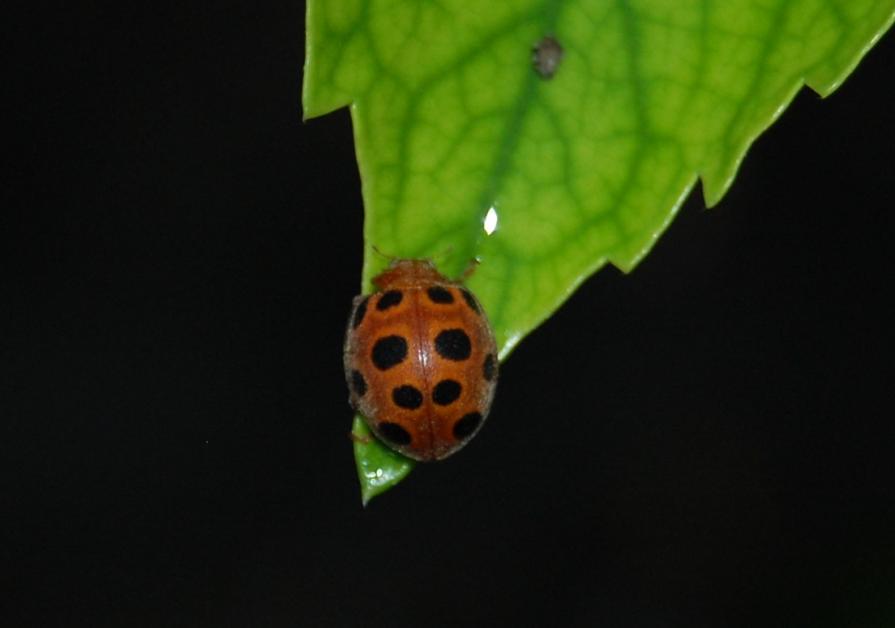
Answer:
[{"xmin": 5, "ymin": 4, "xmax": 895, "ymax": 626}]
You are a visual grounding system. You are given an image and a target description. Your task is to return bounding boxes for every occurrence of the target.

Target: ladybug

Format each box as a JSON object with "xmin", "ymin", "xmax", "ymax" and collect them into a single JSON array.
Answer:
[{"xmin": 344, "ymin": 259, "xmax": 498, "ymax": 461}]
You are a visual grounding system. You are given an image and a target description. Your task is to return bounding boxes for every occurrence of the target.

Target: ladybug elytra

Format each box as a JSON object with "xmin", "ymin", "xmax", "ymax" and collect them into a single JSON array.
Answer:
[{"xmin": 343, "ymin": 259, "xmax": 498, "ymax": 461}]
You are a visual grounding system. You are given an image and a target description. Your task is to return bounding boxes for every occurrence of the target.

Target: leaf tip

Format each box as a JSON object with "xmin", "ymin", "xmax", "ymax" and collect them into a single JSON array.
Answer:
[{"xmin": 351, "ymin": 416, "xmax": 416, "ymax": 506}]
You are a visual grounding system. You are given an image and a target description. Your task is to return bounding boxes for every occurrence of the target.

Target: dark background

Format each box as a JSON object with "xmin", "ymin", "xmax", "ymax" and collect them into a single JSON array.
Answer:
[{"xmin": 5, "ymin": 3, "xmax": 894, "ymax": 626}]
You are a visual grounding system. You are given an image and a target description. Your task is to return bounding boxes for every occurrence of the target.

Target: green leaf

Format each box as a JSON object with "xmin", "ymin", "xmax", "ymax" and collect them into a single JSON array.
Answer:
[
  {"xmin": 351, "ymin": 416, "xmax": 414, "ymax": 506},
  {"xmin": 303, "ymin": 0, "xmax": 895, "ymax": 503}
]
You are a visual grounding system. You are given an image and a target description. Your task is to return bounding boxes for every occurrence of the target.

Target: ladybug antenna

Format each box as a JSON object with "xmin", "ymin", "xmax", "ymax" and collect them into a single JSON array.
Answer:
[
  {"xmin": 429, "ymin": 245, "xmax": 481, "ymax": 281},
  {"xmin": 459, "ymin": 257, "xmax": 481, "ymax": 281},
  {"xmin": 370, "ymin": 244, "xmax": 396, "ymax": 262}
]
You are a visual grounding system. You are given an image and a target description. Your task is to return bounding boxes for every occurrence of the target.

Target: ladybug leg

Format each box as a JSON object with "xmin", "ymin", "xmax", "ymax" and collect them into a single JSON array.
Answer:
[{"xmin": 348, "ymin": 431, "xmax": 372, "ymax": 445}]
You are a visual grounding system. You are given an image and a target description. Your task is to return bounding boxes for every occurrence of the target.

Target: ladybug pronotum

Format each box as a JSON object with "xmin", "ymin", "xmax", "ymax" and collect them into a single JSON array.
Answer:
[{"xmin": 344, "ymin": 259, "xmax": 498, "ymax": 461}]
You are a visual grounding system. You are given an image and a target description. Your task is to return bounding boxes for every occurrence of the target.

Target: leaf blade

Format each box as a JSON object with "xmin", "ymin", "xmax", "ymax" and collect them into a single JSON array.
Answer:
[{"xmin": 304, "ymin": 0, "xmax": 895, "ymax": 502}]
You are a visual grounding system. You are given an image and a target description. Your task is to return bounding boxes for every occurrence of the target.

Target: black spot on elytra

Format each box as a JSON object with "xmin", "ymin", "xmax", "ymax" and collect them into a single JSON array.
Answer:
[
  {"xmin": 350, "ymin": 370, "xmax": 367, "ymax": 396},
  {"xmin": 453, "ymin": 412, "xmax": 482, "ymax": 439},
  {"xmin": 432, "ymin": 379, "xmax": 461, "ymax": 405},
  {"xmin": 378, "ymin": 422, "xmax": 412, "ymax": 446},
  {"xmin": 392, "ymin": 385, "xmax": 423, "ymax": 409},
  {"xmin": 435, "ymin": 328, "xmax": 471, "ymax": 361},
  {"xmin": 376, "ymin": 290, "xmax": 403, "ymax": 311},
  {"xmin": 427, "ymin": 286, "xmax": 454, "ymax": 304},
  {"xmin": 460, "ymin": 289, "xmax": 480, "ymax": 314},
  {"xmin": 372, "ymin": 335, "xmax": 407, "ymax": 370},
  {"xmin": 352, "ymin": 297, "xmax": 369, "ymax": 328},
  {"xmin": 483, "ymin": 354, "xmax": 497, "ymax": 381}
]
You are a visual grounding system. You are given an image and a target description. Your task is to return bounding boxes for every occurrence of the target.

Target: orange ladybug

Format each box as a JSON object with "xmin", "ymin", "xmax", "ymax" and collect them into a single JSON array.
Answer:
[{"xmin": 343, "ymin": 259, "xmax": 498, "ymax": 461}]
